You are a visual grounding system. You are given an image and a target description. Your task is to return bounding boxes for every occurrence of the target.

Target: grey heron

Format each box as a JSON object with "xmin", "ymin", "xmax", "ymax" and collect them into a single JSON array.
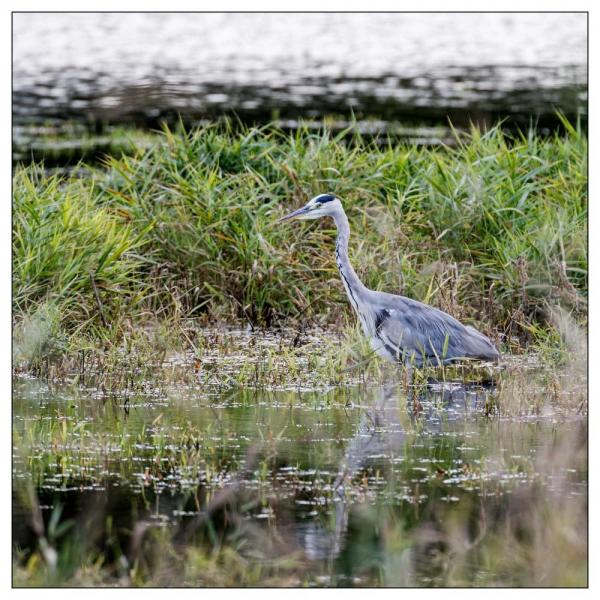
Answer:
[{"xmin": 278, "ymin": 193, "xmax": 500, "ymax": 368}]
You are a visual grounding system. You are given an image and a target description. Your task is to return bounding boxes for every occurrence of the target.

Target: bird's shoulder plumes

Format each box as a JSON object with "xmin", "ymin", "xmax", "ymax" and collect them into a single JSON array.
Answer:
[{"xmin": 369, "ymin": 291, "xmax": 499, "ymax": 364}]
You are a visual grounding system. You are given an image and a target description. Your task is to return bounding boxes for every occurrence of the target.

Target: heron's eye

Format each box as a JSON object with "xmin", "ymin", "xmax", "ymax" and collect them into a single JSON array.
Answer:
[{"xmin": 315, "ymin": 194, "xmax": 336, "ymax": 204}]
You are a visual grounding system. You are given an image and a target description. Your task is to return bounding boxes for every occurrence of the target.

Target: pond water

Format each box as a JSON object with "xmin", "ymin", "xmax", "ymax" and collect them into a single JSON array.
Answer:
[
  {"xmin": 13, "ymin": 13, "xmax": 587, "ymax": 131},
  {"xmin": 13, "ymin": 357, "xmax": 587, "ymax": 586}
]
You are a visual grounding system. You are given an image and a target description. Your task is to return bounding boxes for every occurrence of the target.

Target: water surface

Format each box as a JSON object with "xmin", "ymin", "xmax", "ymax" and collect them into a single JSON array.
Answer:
[
  {"xmin": 13, "ymin": 13, "xmax": 587, "ymax": 130},
  {"xmin": 13, "ymin": 370, "xmax": 587, "ymax": 586}
]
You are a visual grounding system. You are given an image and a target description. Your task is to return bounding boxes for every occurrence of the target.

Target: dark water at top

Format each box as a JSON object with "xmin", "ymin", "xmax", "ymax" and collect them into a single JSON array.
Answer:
[{"xmin": 13, "ymin": 13, "xmax": 587, "ymax": 131}]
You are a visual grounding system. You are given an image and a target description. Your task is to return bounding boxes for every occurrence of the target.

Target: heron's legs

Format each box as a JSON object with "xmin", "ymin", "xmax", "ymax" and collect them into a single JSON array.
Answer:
[
  {"xmin": 401, "ymin": 362, "xmax": 427, "ymax": 415},
  {"xmin": 401, "ymin": 363, "xmax": 414, "ymax": 389}
]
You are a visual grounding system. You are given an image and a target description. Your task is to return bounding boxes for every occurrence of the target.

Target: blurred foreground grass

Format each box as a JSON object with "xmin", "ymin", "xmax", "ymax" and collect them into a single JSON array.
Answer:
[{"xmin": 13, "ymin": 119, "xmax": 587, "ymax": 370}]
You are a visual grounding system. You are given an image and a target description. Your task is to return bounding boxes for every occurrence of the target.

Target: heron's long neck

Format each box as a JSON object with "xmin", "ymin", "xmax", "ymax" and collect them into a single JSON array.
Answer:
[{"xmin": 333, "ymin": 210, "xmax": 368, "ymax": 311}]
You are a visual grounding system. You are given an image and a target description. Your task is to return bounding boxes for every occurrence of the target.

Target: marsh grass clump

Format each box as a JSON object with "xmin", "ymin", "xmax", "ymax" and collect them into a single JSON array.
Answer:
[
  {"xmin": 13, "ymin": 167, "xmax": 147, "ymax": 346},
  {"xmin": 13, "ymin": 120, "xmax": 587, "ymax": 368}
]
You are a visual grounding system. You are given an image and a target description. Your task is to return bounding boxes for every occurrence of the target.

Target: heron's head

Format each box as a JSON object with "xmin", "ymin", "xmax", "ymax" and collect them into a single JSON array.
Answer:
[{"xmin": 277, "ymin": 193, "xmax": 342, "ymax": 223}]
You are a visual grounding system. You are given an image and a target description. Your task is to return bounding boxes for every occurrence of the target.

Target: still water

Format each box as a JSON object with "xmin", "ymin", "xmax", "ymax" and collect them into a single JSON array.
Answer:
[
  {"xmin": 13, "ymin": 13, "xmax": 587, "ymax": 129},
  {"xmin": 13, "ymin": 369, "xmax": 587, "ymax": 586}
]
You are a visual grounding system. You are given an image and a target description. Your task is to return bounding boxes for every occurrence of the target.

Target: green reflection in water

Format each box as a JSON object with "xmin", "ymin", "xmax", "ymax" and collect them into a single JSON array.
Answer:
[{"xmin": 13, "ymin": 378, "xmax": 587, "ymax": 587}]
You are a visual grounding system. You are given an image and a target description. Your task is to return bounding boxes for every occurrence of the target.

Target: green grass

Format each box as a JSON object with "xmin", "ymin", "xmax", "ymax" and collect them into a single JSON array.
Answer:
[{"xmin": 13, "ymin": 119, "xmax": 587, "ymax": 367}]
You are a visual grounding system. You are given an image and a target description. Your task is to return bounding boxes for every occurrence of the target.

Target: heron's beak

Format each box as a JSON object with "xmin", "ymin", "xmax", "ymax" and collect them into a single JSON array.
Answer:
[{"xmin": 276, "ymin": 204, "xmax": 310, "ymax": 223}]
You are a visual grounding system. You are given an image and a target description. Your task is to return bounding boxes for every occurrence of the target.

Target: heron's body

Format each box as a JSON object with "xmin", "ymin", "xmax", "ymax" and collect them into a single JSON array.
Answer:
[{"xmin": 279, "ymin": 194, "xmax": 500, "ymax": 367}]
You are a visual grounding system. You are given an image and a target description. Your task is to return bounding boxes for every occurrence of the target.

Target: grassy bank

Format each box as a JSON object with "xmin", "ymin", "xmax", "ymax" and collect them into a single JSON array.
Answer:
[{"xmin": 13, "ymin": 119, "xmax": 587, "ymax": 369}]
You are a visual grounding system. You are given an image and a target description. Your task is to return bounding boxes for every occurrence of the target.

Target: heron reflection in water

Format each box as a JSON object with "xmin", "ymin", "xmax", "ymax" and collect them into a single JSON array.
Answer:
[{"xmin": 298, "ymin": 381, "xmax": 495, "ymax": 570}]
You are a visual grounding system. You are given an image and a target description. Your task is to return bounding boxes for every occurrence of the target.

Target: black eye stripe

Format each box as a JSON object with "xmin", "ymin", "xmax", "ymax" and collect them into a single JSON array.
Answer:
[{"xmin": 315, "ymin": 194, "xmax": 336, "ymax": 204}]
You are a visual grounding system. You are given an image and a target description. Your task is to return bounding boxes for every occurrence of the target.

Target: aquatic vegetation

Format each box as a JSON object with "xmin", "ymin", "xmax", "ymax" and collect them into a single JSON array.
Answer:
[
  {"xmin": 13, "ymin": 365, "xmax": 587, "ymax": 587},
  {"xmin": 12, "ymin": 329, "xmax": 587, "ymax": 587},
  {"xmin": 13, "ymin": 120, "xmax": 587, "ymax": 369}
]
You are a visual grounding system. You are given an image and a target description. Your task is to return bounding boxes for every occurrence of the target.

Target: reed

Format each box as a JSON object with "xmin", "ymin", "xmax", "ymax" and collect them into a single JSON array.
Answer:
[{"xmin": 13, "ymin": 119, "xmax": 587, "ymax": 366}]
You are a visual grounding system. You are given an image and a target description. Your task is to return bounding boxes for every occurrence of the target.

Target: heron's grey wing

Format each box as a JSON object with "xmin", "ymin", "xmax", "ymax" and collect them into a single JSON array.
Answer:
[
  {"xmin": 372, "ymin": 294, "xmax": 499, "ymax": 364},
  {"xmin": 462, "ymin": 324, "xmax": 501, "ymax": 360}
]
